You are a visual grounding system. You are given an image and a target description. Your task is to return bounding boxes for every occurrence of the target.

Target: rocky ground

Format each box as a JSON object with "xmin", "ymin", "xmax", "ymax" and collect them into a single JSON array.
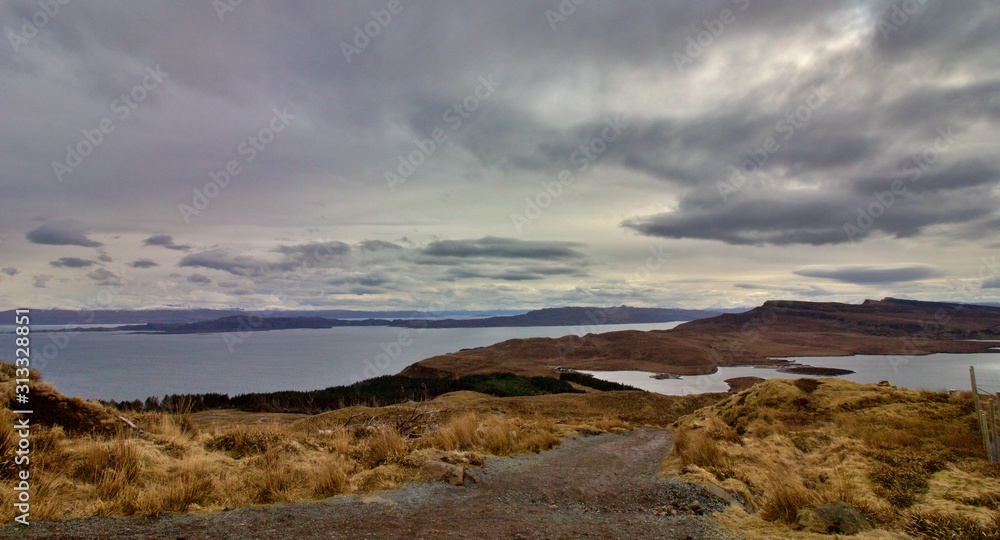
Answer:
[{"xmin": 4, "ymin": 429, "xmax": 737, "ymax": 540}]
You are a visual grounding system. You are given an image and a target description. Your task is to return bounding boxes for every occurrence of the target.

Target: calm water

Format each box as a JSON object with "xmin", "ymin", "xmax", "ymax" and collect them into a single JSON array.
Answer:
[
  {"xmin": 0, "ymin": 322, "xmax": 683, "ymax": 400},
  {"xmin": 581, "ymin": 351, "xmax": 1000, "ymax": 395}
]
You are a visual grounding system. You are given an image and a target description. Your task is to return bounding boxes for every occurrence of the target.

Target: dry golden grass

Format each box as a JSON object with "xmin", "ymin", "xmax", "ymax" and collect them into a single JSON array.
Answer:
[
  {"xmin": 664, "ymin": 378, "xmax": 1000, "ymax": 539},
  {"xmin": 3, "ymin": 363, "xmax": 704, "ymax": 523}
]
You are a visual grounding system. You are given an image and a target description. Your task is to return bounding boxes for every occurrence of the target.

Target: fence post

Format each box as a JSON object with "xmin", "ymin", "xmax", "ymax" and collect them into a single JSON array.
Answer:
[{"xmin": 971, "ymin": 366, "xmax": 992, "ymax": 460}]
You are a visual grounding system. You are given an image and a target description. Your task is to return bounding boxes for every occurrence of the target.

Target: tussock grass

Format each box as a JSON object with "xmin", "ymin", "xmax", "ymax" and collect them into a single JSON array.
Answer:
[
  {"xmin": 359, "ymin": 427, "xmax": 409, "ymax": 467},
  {"xmin": 312, "ymin": 455, "xmax": 352, "ymax": 497},
  {"xmin": 428, "ymin": 413, "xmax": 480, "ymax": 451},
  {"xmin": 664, "ymin": 378, "xmax": 1000, "ymax": 538}
]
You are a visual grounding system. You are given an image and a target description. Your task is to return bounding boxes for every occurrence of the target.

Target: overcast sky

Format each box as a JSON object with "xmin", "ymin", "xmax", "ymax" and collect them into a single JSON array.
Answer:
[{"xmin": 1, "ymin": 0, "xmax": 998, "ymax": 311}]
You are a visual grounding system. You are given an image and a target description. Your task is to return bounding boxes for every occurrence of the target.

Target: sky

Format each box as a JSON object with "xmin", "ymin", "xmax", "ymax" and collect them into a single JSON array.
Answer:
[{"xmin": 1, "ymin": 0, "xmax": 998, "ymax": 311}]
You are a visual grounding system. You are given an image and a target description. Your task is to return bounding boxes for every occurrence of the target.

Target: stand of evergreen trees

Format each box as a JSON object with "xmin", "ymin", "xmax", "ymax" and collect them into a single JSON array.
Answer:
[{"xmin": 103, "ymin": 373, "xmax": 592, "ymax": 414}]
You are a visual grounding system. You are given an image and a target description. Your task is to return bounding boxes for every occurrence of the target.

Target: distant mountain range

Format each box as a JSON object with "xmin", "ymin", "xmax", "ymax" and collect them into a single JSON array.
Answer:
[
  {"xmin": 0, "ymin": 308, "xmax": 527, "ymax": 325},
  {"xmin": 15, "ymin": 306, "xmax": 737, "ymax": 334}
]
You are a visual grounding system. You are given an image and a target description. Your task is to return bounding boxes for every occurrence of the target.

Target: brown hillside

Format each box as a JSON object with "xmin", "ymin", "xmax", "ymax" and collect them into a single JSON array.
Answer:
[{"xmin": 400, "ymin": 298, "xmax": 1000, "ymax": 378}]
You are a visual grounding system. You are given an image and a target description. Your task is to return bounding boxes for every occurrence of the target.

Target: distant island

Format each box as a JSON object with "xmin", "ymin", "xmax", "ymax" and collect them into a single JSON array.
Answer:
[{"xmin": 22, "ymin": 306, "xmax": 734, "ymax": 334}]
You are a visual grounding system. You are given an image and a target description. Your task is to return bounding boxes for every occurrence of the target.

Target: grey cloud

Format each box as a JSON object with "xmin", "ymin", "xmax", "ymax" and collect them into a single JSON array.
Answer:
[
  {"xmin": 143, "ymin": 234, "xmax": 192, "ymax": 251},
  {"xmin": 358, "ymin": 240, "xmax": 403, "ymax": 252},
  {"xmin": 181, "ymin": 241, "xmax": 352, "ymax": 277},
  {"xmin": 50, "ymin": 257, "xmax": 96, "ymax": 268},
  {"xmin": 129, "ymin": 259, "xmax": 159, "ymax": 268},
  {"xmin": 852, "ymin": 159, "xmax": 1000, "ymax": 196},
  {"xmin": 792, "ymin": 264, "xmax": 945, "ymax": 284},
  {"xmin": 26, "ymin": 221, "xmax": 103, "ymax": 247},
  {"xmin": 983, "ymin": 278, "xmax": 1000, "ymax": 289},
  {"xmin": 327, "ymin": 274, "xmax": 391, "ymax": 287},
  {"xmin": 273, "ymin": 241, "xmax": 350, "ymax": 262},
  {"xmin": 624, "ymin": 184, "xmax": 998, "ymax": 246},
  {"xmin": 2, "ymin": 267, "xmax": 19, "ymax": 276},
  {"xmin": 32, "ymin": 275, "xmax": 53, "ymax": 288},
  {"xmin": 623, "ymin": 195, "xmax": 852, "ymax": 246},
  {"xmin": 2, "ymin": 1, "xmax": 999, "ymax": 309},
  {"xmin": 87, "ymin": 268, "xmax": 122, "ymax": 284},
  {"xmin": 422, "ymin": 237, "xmax": 585, "ymax": 260},
  {"xmin": 872, "ymin": 0, "xmax": 1000, "ymax": 62},
  {"xmin": 179, "ymin": 249, "xmax": 282, "ymax": 277},
  {"xmin": 187, "ymin": 273, "xmax": 212, "ymax": 284}
]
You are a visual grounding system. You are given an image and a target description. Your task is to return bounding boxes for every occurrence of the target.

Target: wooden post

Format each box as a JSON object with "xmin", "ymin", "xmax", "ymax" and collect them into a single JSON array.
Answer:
[
  {"xmin": 993, "ymin": 394, "xmax": 1000, "ymax": 463},
  {"xmin": 988, "ymin": 395, "xmax": 998, "ymax": 463},
  {"xmin": 971, "ymin": 367, "xmax": 991, "ymax": 460}
]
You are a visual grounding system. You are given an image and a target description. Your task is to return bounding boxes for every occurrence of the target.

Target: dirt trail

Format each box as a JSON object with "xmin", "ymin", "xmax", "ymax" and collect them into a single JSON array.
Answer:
[{"xmin": 6, "ymin": 429, "xmax": 735, "ymax": 540}]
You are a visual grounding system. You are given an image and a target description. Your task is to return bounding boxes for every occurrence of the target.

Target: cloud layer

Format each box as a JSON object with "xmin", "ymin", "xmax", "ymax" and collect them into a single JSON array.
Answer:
[{"xmin": 1, "ymin": 1, "xmax": 998, "ymax": 310}]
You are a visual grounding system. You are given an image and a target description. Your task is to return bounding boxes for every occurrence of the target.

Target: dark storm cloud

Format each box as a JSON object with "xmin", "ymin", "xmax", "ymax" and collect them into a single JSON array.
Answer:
[
  {"xmin": 143, "ymin": 235, "xmax": 192, "ymax": 251},
  {"xmin": 624, "ymin": 170, "xmax": 998, "ymax": 246},
  {"xmin": 792, "ymin": 264, "xmax": 944, "ymax": 284},
  {"xmin": 129, "ymin": 259, "xmax": 159, "ymax": 268},
  {"xmin": 50, "ymin": 257, "xmax": 95, "ymax": 268},
  {"xmin": 851, "ymin": 159, "xmax": 1000, "ymax": 196},
  {"xmin": 26, "ymin": 221, "xmax": 103, "ymax": 247},
  {"xmin": 421, "ymin": 237, "xmax": 585, "ymax": 260}
]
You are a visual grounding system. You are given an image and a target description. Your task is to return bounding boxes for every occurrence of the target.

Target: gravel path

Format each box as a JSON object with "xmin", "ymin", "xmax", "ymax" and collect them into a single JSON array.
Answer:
[{"xmin": 5, "ymin": 429, "xmax": 736, "ymax": 540}]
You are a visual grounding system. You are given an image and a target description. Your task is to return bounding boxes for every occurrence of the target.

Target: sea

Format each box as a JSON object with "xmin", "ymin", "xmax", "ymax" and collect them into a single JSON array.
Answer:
[
  {"xmin": 2, "ymin": 324, "xmax": 998, "ymax": 400},
  {"xmin": 581, "ymin": 349, "xmax": 1000, "ymax": 395},
  {"xmin": 0, "ymin": 322, "xmax": 683, "ymax": 401}
]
